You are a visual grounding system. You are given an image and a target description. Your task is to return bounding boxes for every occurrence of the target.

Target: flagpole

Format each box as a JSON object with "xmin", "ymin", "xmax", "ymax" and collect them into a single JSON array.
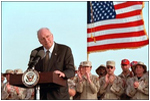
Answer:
[{"xmin": 87, "ymin": 53, "xmax": 89, "ymax": 61}]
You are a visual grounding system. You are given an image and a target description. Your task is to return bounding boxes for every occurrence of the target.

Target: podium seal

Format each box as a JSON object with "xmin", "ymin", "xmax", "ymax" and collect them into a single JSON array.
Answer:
[{"xmin": 22, "ymin": 69, "xmax": 39, "ymax": 87}]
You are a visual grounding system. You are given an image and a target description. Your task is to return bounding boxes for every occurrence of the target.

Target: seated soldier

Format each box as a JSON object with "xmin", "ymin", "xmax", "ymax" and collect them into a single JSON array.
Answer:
[
  {"xmin": 14, "ymin": 69, "xmax": 27, "ymax": 100},
  {"xmin": 2, "ymin": 69, "xmax": 19, "ymax": 100}
]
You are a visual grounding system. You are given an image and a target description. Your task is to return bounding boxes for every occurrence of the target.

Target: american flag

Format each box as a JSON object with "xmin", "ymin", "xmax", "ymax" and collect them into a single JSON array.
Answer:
[{"xmin": 87, "ymin": 1, "xmax": 149, "ymax": 53}]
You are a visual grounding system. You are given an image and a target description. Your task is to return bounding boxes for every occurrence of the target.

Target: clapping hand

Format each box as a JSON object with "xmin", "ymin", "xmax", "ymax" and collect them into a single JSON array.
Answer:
[
  {"xmin": 86, "ymin": 71, "xmax": 92, "ymax": 83},
  {"xmin": 109, "ymin": 75, "xmax": 115, "ymax": 84},
  {"xmin": 6, "ymin": 83, "xmax": 14, "ymax": 93},
  {"xmin": 134, "ymin": 81, "xmax": 139, "ymax": 88},
  {"xmin": 105, "ymin": 74, "xmax": 109, "ymax": 84},
  {"xmin": 77, "ymin": 70, "xmax": 82, "ymax": 81}
]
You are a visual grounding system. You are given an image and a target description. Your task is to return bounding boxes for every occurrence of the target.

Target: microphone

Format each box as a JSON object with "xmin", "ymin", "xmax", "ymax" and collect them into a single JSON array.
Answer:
[
  {"xmin": 28, "ymin": 50, "xmax": 38, "ymax": 66},
  {"xmin": 33, "ymin": 50, "xmax": 45, "ymax": 64},
  {"xmin": 28, "ymin": 50, "xmax": 45, "ymax": 69}
]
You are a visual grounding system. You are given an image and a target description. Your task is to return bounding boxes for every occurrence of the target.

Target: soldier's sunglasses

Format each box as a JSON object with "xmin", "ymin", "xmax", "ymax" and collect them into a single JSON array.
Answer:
[{"xmin": 107, "ymin": 66, "xmax": 113, "ymax": 69}]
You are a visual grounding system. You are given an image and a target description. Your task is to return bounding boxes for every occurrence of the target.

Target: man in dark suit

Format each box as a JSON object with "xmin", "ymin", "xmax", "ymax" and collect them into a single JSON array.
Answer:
[{"xmin": 29, "ymin": 28, "xmax": 75, "ymax": 99}]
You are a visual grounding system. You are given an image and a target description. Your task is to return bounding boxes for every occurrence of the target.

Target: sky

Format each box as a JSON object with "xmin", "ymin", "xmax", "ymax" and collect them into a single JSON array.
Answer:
[{"xmin": 1, "ymin": 1, "xmax": 149, "ymax": 76}]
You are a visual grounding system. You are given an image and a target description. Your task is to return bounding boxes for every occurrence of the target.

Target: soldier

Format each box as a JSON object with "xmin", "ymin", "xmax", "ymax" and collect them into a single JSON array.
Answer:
[
  {"xmin": 68, "ymin": 66, "xmax": 77, "ymax": 99},
  {"xmin": 118, "ymin": 59, "xmax": 133, "ymax": 100},
  {"xmin": 2, "ymin": 69, "xmax": 19, "ymax": 100},
  {"xmin": 68, "ymin": 79, "xmax": 76, "ymax": 99},
  {"xmin": 95, "ymin": 64, "xmax": 107, "ymax": 99},
  {"xmin": 14, "ymin": 69, "xmax": 27, "ymax": 100},
  {"xmin": 1, "ymin": 73, "xmax": 5, "ymax": 89},
  {"xmin": 76, "ymin": 61, "xmax": 100, "ymax": 99},
  {"xmin": 130, "ymin": 61, "xmax": 138, "ymax": 76},
  {"xmin": 73, "ymin": 62, "xmax": 83, "ymax": 100},
  {"xmin": 25, "ymin": 88, "xmax": 34, "ymax": 100},
  {"xmin": 96, "ymin": 64, "xmax": 107, "ymax": 79},
  {"xmin": 99, "ymin": 61, "xmax": 124, "ymax": 100},
  {"xmin": 126, "ymin": 61, "xmax": 149, "ymax": 99}
]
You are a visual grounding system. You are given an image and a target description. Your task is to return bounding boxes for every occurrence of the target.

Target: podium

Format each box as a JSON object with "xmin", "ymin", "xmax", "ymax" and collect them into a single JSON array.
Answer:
[
  {"xmin": 9, "ymin": 71, "xmax": 67, "ymax": 99},
  {"xmin": 9, "ymin": 71, "xmax": 67, "ymax": 88}
]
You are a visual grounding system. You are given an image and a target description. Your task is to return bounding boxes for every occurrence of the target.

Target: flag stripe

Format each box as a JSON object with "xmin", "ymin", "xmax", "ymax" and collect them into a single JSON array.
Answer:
[
  {"xmin": 87, "ymin": 15, "xmax": 142, "ymax": 29},
  {"xmin": 116, "ymin": 10, "xmax": 141, "ymax": 18},
  {"xmin": 115, "ymin": 4, "xmax": 142, "ymax": 15},
  {"xmin": 88, "ymin": 35, "xmax": 147, "ymax": 47},
  {"xmin": 87, "ymin": 20, "xmax": 144, "ymax": 33},
  {"xmin": 87, "ymin": 31, "xmax": 146, "ymax": 42},
  {"xmin": 114, "ymin": 1, "xmax": 143, "ymax": 10},
  {"xmin": 88, "ymin": 40, "xmax": 148, "ymax": 52},
  {"xmin": 113, "ymin": 1, "xmax": 126, "ymax": 5},
  {"xmin": 87, "ymin": 25, "xmax": 144, "ymax": 38}
]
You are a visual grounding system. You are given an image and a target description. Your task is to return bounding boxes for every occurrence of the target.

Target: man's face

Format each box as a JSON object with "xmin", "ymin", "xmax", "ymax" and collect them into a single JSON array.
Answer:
[
  {"xmin": 106, "ymin": 65, "xmax": 115, "ymax": 75},
  {"xmin": 6, "ymin": 74, "xmax": 10, "ymax": 82},
  {"xmin": 99, "ymin": 68, "xmax": 107, "ymax": 76},
  {"xmin": 1, "ymin": 74, "xmax": 5, "ymax": 82},
  {"xmin": 135, "ymin": 65, "xmax": 144, "ymax": 75},
  {"xmin": 85, "ymin": 66, "xmax": 91, "ymax": 73},
  {"xmin": 121, "ymin": 64, "xmax": 130, "ymax": 72},
  {"xmin": 38, "ymin": 29, "xmax": 53, "ymax": 50},
  {"xmin": 79, "ymin": 66, "xmax": 84, "ymax": 75},
  {"xmin": 82, "ymin": 66, "xmax": 91, "ymax": 75}
]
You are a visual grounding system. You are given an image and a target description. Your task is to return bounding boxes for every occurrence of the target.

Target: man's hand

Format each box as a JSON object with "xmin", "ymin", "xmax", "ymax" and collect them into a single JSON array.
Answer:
[
  {"xmin": 6, "ymin": 83, "xmax": 11, "ymax": 93},
  {"xmin": 54, "ymin": 70, "xmax": 65, "ymax": 78},
  {"xmin": 105, "ymin": 74, "xmax": 109, "ymax": 84},
  {"xmin": 77, "ymin": 70, "xmax": 82, "ymax": 81},
  {"xmin": 86, "ymin": 71, "xmax": 92, "ymax": 83},
  {"xmin": 104, "ymin": 74, "xmax": 109, "ymax": 89},
  {"xmin": 134, "ymin": 81, "xmax": 139, "ymax": 88},
  {"xmin": 109, "ymin": 75, "xmax": 115, "ymax": 84},
  {"xmin": 14, "ymin": 86, "xmax": 19, "ymax": 95}
]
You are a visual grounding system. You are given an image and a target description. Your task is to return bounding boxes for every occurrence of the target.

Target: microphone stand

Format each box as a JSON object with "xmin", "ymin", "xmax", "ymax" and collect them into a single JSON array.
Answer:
[
  {"xmin": 27, "ymin": 50, "xmax": 45, "ymax": 100},
  {"xmin": 32, "ymin": 66, "xmax": 40, "ymax": 100},
  {"xmin": 36, "ymin": 85, "xmax": 40, "ymax": 100}
]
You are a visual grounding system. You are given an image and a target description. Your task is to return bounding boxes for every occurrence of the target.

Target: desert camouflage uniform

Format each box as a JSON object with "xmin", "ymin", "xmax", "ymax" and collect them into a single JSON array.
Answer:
[
  {"xmin": 1, "ymin": 82, "xmax": 4, "ymax": 91},
  {"xmin": 76, "ymin": 74, "xmax": 100, "ymax": 99},
  {"xmin": 25, "ymin": 88, "xmax": 35, "ymax": 100},
  {"xmin": 68, "ymin": 78, "xmax": 76, "ymax": 99},
  {"xmin": 73, "ymin": 76, "xmax": 81, "ymax": 100},
  {"xmin": 68, "ymin": 78, "xmax": 76, "ymax": 90},
  {"xmin": 99, "ymin": 75, "xmax": 124, "ymax": 100},
  {"xmin": 126, "ymin": 73, "xmax": 149, "ymax": 100},
  {"xmin": 2, "ymin": 82, "xmax": 19, "ymax": 100},
  {"xmin": 15, "ymin": 86, "xmax": 27, "ymax": 99},
  {"xmin": 118, "ymin": 71, "xmax": 133, "ymax": 99},
  {"xmin": 14, "ymin": 68, "xmax": 27, "ymax": 99}
]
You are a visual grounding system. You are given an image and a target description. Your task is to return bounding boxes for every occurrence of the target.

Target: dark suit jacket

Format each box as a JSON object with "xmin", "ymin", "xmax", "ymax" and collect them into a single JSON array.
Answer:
[{"xmin": 31, "ymin": 42, "xmax": 75, "ymax": 99}]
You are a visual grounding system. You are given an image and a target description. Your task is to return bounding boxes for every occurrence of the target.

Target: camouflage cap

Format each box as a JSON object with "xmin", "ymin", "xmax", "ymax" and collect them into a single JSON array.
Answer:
[
  {"xmin": 82, "ymin": 61, "xmax": 92, "ymax": 67},
  {"xmin": 106, "ymin": 61, "xmax": 115, "ymax": 67},
  {"xmin": 80, "ymin": 62, "xmax": 83, "ymax": 66},
  {"xmin": 14, "ymin": 69, "xmax": 23, "ymax": 74},
  {"xmin": 3, "ymin": 69, "xmax": 14, "ymax": 76}
]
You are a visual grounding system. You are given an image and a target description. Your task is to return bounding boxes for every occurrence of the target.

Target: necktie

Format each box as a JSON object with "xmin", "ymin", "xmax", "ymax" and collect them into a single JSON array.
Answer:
[{"xmin": 44, "ymin": 50, "xmax": 49, "ymax": 71}]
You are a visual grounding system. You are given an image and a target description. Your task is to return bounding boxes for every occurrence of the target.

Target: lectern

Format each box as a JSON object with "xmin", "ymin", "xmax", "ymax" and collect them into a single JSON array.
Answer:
[{"xmin": 9, "ymin": 71, "xmax": 67, "ymax": 99}]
